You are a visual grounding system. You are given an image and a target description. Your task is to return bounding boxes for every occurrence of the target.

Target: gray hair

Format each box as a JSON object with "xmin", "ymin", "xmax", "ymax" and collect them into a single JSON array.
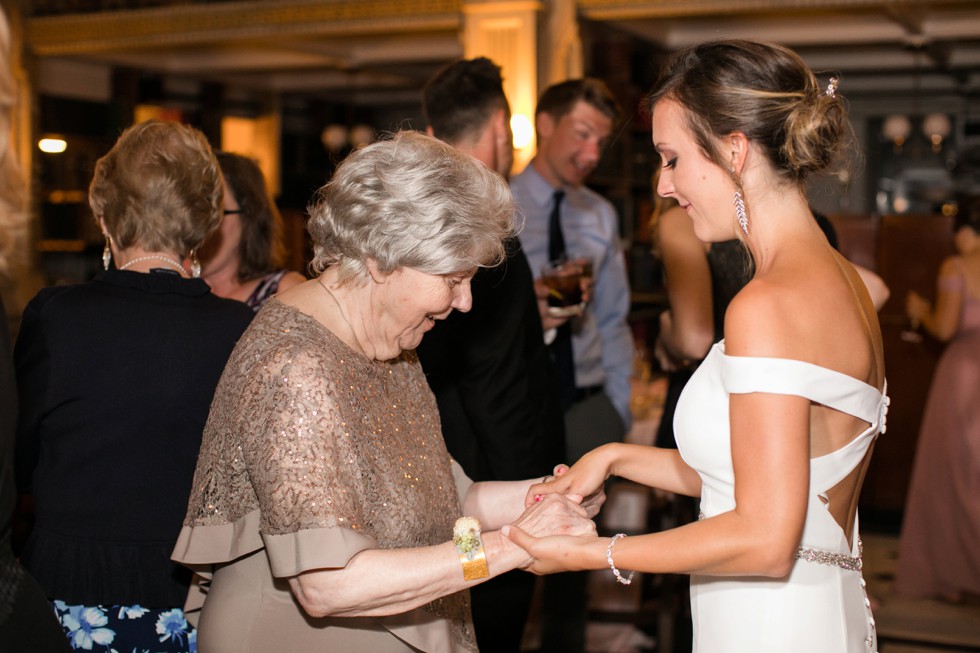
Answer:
[{"xmin": 308, "ymin": 130, "xmax": 517, "ymax": 283}]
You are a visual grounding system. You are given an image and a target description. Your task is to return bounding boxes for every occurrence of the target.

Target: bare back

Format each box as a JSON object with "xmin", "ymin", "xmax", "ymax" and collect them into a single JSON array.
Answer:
[{"xmin": 728, "ymin": 237, "xmax": 884, "ymax": 545}]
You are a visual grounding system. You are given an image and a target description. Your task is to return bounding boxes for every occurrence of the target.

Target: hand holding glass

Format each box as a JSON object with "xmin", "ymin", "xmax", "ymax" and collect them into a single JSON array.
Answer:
[{"xmin": 541, "ymin": 257, "xmax": 593, "ymax": 318}]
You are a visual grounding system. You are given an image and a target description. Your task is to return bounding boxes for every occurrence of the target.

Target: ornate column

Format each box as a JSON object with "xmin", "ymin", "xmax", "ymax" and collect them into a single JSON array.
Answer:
[{"xmin": 540, "ymin": 0, "xmax": 583, "ymax": 89}]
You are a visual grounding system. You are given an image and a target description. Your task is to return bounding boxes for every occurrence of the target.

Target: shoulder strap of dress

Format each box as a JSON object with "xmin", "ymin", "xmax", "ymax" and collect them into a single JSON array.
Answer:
[
  {"xmin": 719, "ymin": 348, "xmax": 883, "ymax": 424},
  {"xmin": 246, "ymin": 270, "xmax": 287, "ymax": 310},
  {"xmin": 939, "ymin": 256, "xmax": 967, "ymax": 293}
]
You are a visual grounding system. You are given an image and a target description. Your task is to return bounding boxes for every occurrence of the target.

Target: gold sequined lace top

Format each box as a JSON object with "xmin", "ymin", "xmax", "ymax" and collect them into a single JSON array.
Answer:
[{"xmin": 174, "ymin": 299, "xmax": 476, "ymax": 652}]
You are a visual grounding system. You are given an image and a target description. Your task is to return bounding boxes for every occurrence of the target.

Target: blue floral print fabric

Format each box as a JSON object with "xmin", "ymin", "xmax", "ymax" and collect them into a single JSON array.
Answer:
[{"xmin": 51, "ymin": 601, "xmax": 196, "ymax": 653}]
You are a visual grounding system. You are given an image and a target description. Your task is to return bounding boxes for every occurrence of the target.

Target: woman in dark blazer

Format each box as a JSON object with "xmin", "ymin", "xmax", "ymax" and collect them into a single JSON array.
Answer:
[{"xmin": 14, "ymin": 120, "xmax": 253, "ymax": 653}]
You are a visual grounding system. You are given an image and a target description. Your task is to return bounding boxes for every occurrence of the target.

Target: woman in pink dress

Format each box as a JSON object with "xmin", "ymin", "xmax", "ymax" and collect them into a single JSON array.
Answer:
[{"xmin": 895, "ymin": 196, "xmax": 980, "ymax": 602}]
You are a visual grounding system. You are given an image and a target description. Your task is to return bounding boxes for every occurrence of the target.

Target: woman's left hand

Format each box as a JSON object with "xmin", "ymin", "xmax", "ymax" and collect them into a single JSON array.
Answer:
[
  {"xmin": 511, "ymin": 492, "xmax": 595, "ymax": 539},
  {"xmin": 525, "ymin": 446, "xmax": 615, "ymax": 508},
  {"xmin": 502, "ymin": 523, "xmax": 599, "ymax": 575},
  {"xmin": 504, "ymin": 492, "xmax": 597, "ymax": 570}
]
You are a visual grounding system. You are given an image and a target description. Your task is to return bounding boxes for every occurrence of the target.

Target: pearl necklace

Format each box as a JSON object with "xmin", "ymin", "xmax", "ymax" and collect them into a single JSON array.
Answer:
[
  {"xmin": 317, "ymin": 277, "xmax": 367, "ymax": 356},
  {"xmin": 118, "ymin": 255, "xmax": 186, "ymax": 276}
]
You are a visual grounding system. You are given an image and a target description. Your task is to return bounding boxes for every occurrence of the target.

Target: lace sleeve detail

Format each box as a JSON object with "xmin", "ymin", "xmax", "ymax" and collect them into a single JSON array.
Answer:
[
  {"xmin": 238, "ymin": 344, "xmax": 369, "ymax": 536},
  {"xmin": 181, "ymin": 302, "xmax": 475, "ymax": 651}
]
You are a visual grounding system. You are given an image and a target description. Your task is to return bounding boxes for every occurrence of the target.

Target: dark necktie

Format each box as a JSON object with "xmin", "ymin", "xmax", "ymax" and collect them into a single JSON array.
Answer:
[
  {"xmin": 549, "ymin": 189, "xmax": 566, "ymax": 263},
  {"xmin": 547, "ymin": 190, "xmax": 577, "ymax": 410}
]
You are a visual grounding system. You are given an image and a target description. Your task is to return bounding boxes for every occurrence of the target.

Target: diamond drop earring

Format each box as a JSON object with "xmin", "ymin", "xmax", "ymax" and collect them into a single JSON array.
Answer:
[
  {"xmin": 731, "ymin": 169, "xmax": 748, "ymax": 235},
  {"xmin": 189, "ymin": 250, "xmax": 201, "ymax": 278},
  {"xmin": 102, "ymin": 237, "xmax": 112, "ymax": 270}
]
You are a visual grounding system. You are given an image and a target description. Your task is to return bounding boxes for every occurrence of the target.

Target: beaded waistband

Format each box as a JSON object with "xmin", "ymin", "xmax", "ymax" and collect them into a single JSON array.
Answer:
[
  {"xmin": 697, "ymin": 512, "xmax": 864, "ymax": 573},
  {"xmin": 796, "ymin": 538, "xmax": 863, "ymax": 572}
]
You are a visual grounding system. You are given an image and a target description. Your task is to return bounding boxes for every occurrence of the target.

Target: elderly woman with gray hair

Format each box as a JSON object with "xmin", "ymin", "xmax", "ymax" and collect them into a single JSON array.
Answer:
[{"xmin": 172, "ymin": 130, "xmax": 597, "ymax": 653}]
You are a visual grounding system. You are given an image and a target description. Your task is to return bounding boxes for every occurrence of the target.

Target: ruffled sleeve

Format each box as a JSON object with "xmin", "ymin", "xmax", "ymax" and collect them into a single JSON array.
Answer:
[
  {"xmin": 175, "ymin": 335, "xmax": 383, "ymax": 576},
  {"xmin": 176, "ymin": 302, "xmax": 462, "ymax": 581}
]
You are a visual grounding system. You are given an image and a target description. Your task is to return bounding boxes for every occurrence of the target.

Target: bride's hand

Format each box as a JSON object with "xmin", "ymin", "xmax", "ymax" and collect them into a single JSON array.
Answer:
[
  {"xmin": 502, "ymin": 523, "xmax": 600, "ymax": 575},
  {"xmin": 524, "ymin": 446, "xmax": 617, "ymax": 508}
]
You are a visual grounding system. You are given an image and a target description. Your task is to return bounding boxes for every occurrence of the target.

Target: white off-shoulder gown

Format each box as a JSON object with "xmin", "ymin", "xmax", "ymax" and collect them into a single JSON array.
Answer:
[{"xmin": 674, "ymin": 341, "xmax": 887, "ymax": 652}]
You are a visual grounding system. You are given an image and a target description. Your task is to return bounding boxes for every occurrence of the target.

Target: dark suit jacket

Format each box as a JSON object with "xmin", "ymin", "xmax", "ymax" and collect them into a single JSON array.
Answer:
[{"xmin": 416, "ymin": 237, "xmax": 565, "ymax": 481}]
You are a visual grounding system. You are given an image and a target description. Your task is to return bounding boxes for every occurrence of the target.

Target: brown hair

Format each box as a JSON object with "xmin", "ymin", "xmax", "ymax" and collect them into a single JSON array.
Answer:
[
  {"xmin": 216, "ymin": 151, "xmax": 286, "ymax": 281},
  {"xmin": 536, "ymin": 78, "xmax": 621, "ymax": 124},
  {"xmin": 423, "ymin": 57, "xmax": 509, "ymax": 145},
  {"xmin": 646, "ymin": 39, "xmax": 849, "ymax": 185},
  {"xmin": 89, "ymin": 120, "xmax": 222, "ymax": 255},
  {"xmin": 955, "ymin": 194, "xmax": 980, "ymax": 233}
]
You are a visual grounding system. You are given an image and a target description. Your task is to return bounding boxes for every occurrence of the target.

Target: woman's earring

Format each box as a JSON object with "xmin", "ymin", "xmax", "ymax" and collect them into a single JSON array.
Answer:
[
  {"xmin": 734, "ymin": 187, "xmax": 749, "ymax": 235},
  {"xmin": 102, "ymin": 237, "xmax": 112, "ymax": 270},
  {"xmin": 731, "ymin": 169, "xmax": 749, "ymax": 235},
  {"xmin": 189, "ymin": 250, "xmax": 201, "ymax": 278}
]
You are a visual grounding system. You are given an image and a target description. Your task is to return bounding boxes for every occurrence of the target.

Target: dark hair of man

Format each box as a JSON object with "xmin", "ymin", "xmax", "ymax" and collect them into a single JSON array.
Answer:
[
  {"xmin": 535, "ymin": 77, "xmax": 621, "ymax": 124},
  {"xmin": 423, "ymin": 57, "xmax": 509, "ymax": 145}
]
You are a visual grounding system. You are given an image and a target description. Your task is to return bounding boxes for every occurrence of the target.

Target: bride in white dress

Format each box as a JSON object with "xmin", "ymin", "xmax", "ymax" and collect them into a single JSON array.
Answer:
[{"xmin": 507, "ymin": 40, "xmax": 887, "ymax": 652}]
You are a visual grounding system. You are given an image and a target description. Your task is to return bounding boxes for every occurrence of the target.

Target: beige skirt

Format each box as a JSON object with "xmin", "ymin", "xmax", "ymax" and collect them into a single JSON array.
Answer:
[{"xmin": 196, "ymin": 548, "xmax": 415, "ymax": 653}]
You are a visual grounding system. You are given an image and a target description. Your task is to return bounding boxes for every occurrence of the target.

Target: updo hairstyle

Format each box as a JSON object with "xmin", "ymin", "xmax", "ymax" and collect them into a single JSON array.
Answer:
[
  {"xmin": 307, "ymin": 130, "xmax": 517, "ymax": 284},
  {"xmin": 89, "ymin": 120, "xmax": 222, "ymax": 256},
  {"xmin": 647, "ymin": 39, "xmax": 849, "ymax": 185}
]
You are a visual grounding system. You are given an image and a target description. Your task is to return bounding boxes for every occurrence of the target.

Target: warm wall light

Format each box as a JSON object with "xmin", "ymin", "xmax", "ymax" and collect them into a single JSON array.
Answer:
[
  {"xmin": 882, "ymin": 114, "xmax": 911, "ymax": 147},
  {"xmin": 349, "ymin": 125, "xmax": 376, "ymax": 149},
  {"xmin": 923, "ymin": 112, "xmax": 951, "ymax": 152},
  {"xmin": 221, "ymin": 115, "xmax": 281, "ymax": 196},
  {"xmin": 321, "ymin": 124, "xmax": 348, "ymax": 153},
  {"xmin": 510, "ymin": 114, "xmax": 533, "ymax": 150},
  {"xmin": 38, "ymin": 136, "xmax": 67, "ymax": 153}
]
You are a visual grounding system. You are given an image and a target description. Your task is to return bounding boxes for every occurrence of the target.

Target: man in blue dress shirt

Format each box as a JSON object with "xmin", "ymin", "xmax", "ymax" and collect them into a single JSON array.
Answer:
[{"xmin": 511, "ymin": 78, "xmax": 633, "ymax": 461}]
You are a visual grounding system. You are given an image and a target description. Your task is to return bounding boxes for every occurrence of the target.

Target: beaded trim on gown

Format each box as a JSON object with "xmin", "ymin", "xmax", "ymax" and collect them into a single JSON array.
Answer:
[{"xmin": 674, "ymin": 341, "xmax": 888, "ymax": 652}]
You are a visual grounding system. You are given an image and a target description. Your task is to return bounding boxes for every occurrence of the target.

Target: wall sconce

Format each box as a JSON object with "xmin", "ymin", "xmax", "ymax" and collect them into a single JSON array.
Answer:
[
  {"xmin": 321, "ymin": 124, "xmax": 348, "ymax": 153},
  {"xmin": 38, "ymin": 135, "xmax": 67, "ymax": 153},
  {"xmin": 510, "ymin": 113, "xmax": 534, "ymax": 150},
  {"xmin": 882, "ymin": 114, "xmax": 911, "ymax": 150},
  {"xmin": 922, "ymin": 112, "xmax": 951, "ymax": 152},
  {"xmin": 349, "ymin": 125, "xmax": 376, "ymax": 149}
]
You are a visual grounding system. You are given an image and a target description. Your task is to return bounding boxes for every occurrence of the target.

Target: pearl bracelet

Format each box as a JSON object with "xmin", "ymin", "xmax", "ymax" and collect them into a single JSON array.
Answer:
[{"xmin": 606, "ymin": 533, "xmax": 635, "ymax": 585}]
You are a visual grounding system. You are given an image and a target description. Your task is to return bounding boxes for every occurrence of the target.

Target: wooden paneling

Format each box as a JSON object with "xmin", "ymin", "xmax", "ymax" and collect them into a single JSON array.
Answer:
[{"xmin": 856, "ymin": 214, "xmax": 954, "ymax": 517}]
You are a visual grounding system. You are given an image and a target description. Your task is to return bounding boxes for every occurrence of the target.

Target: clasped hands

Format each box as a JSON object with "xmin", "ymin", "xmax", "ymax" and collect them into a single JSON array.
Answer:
[{"xmin": 504, "ymin": 460, "xmax": 608, "ymax": 575}]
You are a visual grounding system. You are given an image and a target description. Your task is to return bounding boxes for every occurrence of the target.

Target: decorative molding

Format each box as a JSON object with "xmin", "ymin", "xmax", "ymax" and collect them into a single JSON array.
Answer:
[
  {"xmin": 578, "ymin": 0, "xmax": 980, "ymax": 19},
  {"xmin": 25, "ymin": 0, "xmax": 463, "ymax": 56},
  {"xmin": 462, "ymin": 0, "xmax": 543, "ymax": 15}
]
